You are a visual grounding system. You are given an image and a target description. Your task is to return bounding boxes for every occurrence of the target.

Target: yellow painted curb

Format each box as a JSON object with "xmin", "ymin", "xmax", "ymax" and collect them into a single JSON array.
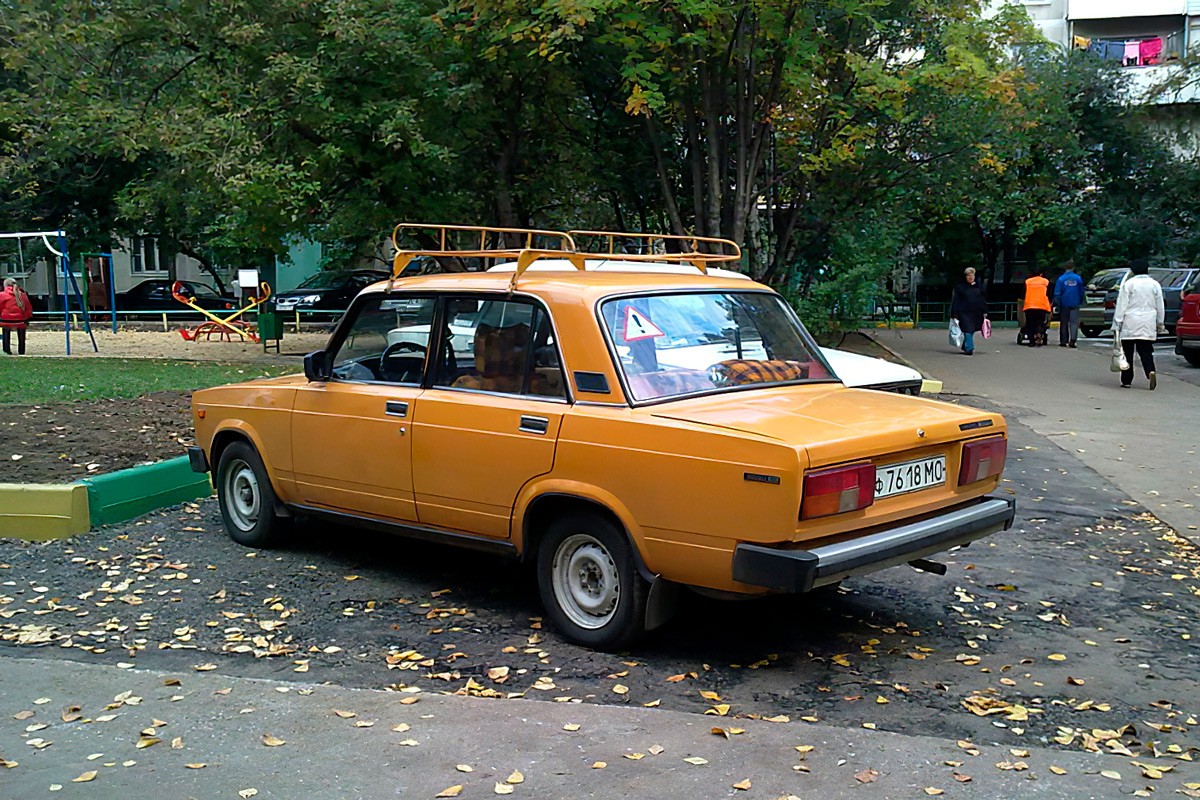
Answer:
[
  {"xmin": 874, "ymin": 321, "xmax": 914, "ymax": 329},
  {"xmin": 921, "ymin": 379, "xmax": 944, "ymax": 394},
  {"xmin": 0, "ymin": 483, "xmax": 90, "ymax": 541}
]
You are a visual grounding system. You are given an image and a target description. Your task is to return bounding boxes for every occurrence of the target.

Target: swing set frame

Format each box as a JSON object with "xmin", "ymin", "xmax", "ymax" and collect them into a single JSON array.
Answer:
[{"xmin": 0, "ymin": 230, "xmax": 98, "ymax": 354}]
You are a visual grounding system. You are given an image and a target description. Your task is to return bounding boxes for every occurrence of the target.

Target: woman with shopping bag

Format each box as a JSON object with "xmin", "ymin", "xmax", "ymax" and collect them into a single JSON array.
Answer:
[
  {"xmin": 1113, "ymin": 258, "xmax": 1165, "ymax": 389},
  {"xmin": 950, "ymin": 267, "xmax": 988, "ymax": 355}
]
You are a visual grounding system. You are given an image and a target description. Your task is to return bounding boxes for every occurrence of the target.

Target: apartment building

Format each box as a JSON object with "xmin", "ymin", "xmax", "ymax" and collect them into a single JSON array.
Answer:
[
  {"xmin": 0, "ymin": 235, "xmax": 325, "ymax": 310},
  {"xmin": 997, "ymin": 1, "xmax": 1200, "ymax": 154}
]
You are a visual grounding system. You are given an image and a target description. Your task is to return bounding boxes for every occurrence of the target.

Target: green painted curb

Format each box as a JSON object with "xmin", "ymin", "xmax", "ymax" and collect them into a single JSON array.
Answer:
[
  {"xmin": 82, "ymin": 455, "xmax": 214, "ymax": 527},
  {"xmin": 0, "ymin": 483, "xmax": 91, "ymax": 541}
]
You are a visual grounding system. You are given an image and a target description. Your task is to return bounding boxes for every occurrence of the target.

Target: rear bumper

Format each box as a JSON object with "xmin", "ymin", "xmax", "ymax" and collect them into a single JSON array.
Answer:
[
  {"xmin": 1176, "ymin": 335, "xmax": 1200, "ymax": 354},
  {"xmin": 731, "ymin": 496, "xmax": 1016, "ymax": 592},
  {"xmin": 187, "ymin": 446, "xmax": 210, "ymax": 474}
]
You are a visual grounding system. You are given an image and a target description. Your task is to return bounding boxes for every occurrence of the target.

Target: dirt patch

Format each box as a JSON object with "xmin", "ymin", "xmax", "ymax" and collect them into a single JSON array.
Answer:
[{"xmin": 0, "ymin": 391, "xmax": 193, "ymax": 484}]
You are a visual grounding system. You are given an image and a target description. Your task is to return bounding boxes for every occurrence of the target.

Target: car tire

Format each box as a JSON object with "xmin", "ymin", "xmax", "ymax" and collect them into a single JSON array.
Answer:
[
  {"xmin": 1080, "ymin": 326, "xmax": 1102, "ymax": 339},
  {"xmin": 216, "ymin": 441, "xmax": 287, "ymax": 548},
  {"xmin": 1184, "ymin": 351, "xmax": 1200, "ymax": 367},
  {"xmin": 537, "ymin": 512, "xmax": 649, "ymax": 651}
]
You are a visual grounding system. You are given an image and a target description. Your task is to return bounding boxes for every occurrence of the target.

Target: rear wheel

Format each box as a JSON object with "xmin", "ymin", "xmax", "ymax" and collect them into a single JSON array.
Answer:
[
  {"xmin": 1080, "ymin": 326, "xmax": 1102, "ymax": 339},
  {"xmin": 216, "ymin": 441, "xmax": 286, "ymax": 548},
  {"xmin": 1184, "ymin": 350, "xmax": 1200, "ymax": 367},
  {"xmin": 537, "ymin": 512, "xmax": 649, "ymax": 651}
]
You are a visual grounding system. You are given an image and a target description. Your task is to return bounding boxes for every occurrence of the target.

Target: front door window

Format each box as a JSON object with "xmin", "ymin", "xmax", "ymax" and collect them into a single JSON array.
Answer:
[{"xmin": 331, "ymin": 295, "xmax": 436, "ymax": 385}]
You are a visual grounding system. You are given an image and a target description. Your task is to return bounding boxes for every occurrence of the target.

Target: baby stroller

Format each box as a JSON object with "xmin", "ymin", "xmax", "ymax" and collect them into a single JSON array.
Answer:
[{"xmin": 1017, "ymin": 307, "xmax": 1049, "ymax": 347}]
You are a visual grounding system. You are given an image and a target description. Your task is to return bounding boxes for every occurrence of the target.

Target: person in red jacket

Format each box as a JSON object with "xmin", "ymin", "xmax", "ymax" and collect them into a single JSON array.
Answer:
[{"xmin": 0, "ymin": 278, "xmax": 34, "ymax": 355}]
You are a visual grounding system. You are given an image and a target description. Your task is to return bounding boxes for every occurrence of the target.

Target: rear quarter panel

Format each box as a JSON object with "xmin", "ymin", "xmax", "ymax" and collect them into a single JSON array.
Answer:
[{"xmin": 545, "ymin": 406, "xmax": 803, "ymax": 592}]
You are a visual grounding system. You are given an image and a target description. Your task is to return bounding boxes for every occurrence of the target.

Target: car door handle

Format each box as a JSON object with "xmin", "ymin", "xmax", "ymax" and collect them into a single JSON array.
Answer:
[
  {"xmin": 519, "ymin": 415, "xmax": 549, "ymax": 435},
  {"xmin": 385, "ymin": 400, "xmax": 409, "ymax": 418}
]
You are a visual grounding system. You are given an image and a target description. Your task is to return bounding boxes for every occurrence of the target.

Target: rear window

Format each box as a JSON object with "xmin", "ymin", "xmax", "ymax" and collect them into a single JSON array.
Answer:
[
  {"xmin": 599, "ymin": 291, "xmax": 834, "ymax": 402},
  {"xmin": 1089, "ymin": 271, "xmax": 1124, "ymax": 291}
]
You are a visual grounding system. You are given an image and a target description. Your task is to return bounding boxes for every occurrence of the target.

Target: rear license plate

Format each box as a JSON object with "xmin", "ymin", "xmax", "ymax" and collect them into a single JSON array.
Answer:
[{"xmin": 875, "ymin": 455, "xmax": 946, "ymax": 499}]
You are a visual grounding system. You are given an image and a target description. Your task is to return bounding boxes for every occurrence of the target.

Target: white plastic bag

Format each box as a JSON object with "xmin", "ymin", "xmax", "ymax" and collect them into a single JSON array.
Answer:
[
  {"xmin": 1111, "ymin": 329, "xmax": 1129, "ymax": 372},
  {"xmin": 948, "ymin": 318, "xmax": 964, "ymax": 349}
]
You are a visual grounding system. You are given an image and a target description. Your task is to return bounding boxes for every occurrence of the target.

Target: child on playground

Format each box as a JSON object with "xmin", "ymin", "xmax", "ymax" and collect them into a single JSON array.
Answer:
[{"xmin": 0, "ymin": 277, "xmax": 34, "ymax": 355}]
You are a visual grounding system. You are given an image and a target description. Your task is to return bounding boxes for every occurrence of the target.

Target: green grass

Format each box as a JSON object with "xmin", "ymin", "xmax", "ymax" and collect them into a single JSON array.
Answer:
[{"xmin": 0, "ymin": 358, "xmax": 296, "ymax": 405}]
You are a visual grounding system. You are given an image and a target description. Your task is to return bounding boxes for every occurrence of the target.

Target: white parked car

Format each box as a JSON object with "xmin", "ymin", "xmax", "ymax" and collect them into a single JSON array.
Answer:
[{"xmin": 382, "ymin": 259, "xmax": 928, "ymax": 396}]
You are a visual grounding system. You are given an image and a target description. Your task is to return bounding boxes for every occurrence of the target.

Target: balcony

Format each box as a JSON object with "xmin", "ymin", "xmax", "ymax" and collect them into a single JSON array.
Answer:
[{"xmin": 1068, "ymin": 0, "xmax": 1187, "ymax": 18}]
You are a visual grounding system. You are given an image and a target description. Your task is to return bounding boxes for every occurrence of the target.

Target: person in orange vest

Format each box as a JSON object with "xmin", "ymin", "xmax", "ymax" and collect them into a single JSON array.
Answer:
[{"xmin": 1021, "ymin": 267, "xmax": 1052, "ymax": 347}]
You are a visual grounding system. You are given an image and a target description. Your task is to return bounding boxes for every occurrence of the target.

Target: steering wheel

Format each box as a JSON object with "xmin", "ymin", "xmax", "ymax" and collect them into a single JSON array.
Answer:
[{"xmin": 379, "ymin": 341, "xmax": 428, "ymax": 382}]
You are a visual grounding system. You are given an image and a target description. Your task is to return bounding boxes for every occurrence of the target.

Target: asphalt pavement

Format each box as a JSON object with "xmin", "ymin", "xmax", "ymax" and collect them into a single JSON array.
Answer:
[{"xmin": 873, "ymin": 326, "xmax": 1200, "ymax": 539}]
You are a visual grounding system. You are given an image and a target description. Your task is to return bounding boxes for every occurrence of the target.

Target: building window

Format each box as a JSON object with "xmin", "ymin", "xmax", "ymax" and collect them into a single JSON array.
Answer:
[{"xmin": 130, "ymin": 237, "xmax": 168, "ymax": 273}]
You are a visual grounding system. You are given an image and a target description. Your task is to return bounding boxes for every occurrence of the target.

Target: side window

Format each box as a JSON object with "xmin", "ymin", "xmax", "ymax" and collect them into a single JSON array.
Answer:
[
  {"xmin": 433, "ymin": 298, "xmax": 565, "ymax": 399},
  {"xmin": 330, "ymin": 294, "xmax": 435, "ymax": 384}
]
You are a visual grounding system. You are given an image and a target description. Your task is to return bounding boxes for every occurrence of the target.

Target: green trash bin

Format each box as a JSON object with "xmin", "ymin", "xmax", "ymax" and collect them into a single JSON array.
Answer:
[{"xmin": 258, "ymin": 307, "xmax": 283, "ymax": 352}]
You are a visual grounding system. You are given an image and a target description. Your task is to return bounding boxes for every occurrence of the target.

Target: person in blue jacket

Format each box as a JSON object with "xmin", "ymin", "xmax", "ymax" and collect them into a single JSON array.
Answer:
[{"xmin": 1053, "ymin": 260, "xmax": 1085, "ymax": 348}]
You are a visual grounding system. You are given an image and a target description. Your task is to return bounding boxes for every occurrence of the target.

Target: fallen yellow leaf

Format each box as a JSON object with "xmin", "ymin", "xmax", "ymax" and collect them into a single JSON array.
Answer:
[
  {"xmin": 704, "ymin": 704, "xmax": 730, "ymax": 716},
  {"xmin": 699, "ymin": 690, "xmax": 721, "ymax": 701},
  {"xmin": 494, "ymin": 782, "xmax": 514, "ymax": 795},
  {"xmin": 590, "ymin": 761, "xmax": 607, "ymax": 769},
  {"xmin": 683, "ymin": 757, "xmax": 708, "ymax": 766},
  {"xmin": 563, "ymin": 724, "xmax": 580, "ymax": 732},
  {"xmin": 135, "ymin": 737, "xmax": 161, "ymax": 749},
  {"xmin": 1100, "ymin": 770, "xmax": 1121, "ymax": 780},
  {"xmin": 435, "ymin": 786, "xmax": 463, "ymax": 798},
  {"xmin": 455, "ymin": 765, "xmax": 473, "ymax": 773},
  {"xmin": 612, "ymin": 684, "xmax": 629, "ymax": 695},
  {"xmin": 72, "ymin": 771, "xmax": 97, "ymax": 783},
  {"xmin": 332, "ymin": 710, "xmax": 357, "ymax": 718},
  {"xmin": 506, "ymin": 770, "xmax": 524, "ymax": 785},
  {"xmin": 732, "ymin": 779, "xmax": 751, "ymax": 791},
  {"xmin": 924, "ymin": 788, "xmax": 944, "ymax": 796},
  {"xmin": 1049, "ymin": 766, "xmax": 1067, "ymax": 775},
  {"xmin": 1048, "ymin": 654, "xmax": 1067, "ymax": 661},
  {"xmin": 185, "ymin": 763, "xmax": 207, "ymax": 769},
  {"xmin": 238, "ymin": 790, "xmax": 257, "ymax": 799},
  {"xmin": 262, "ymin": 734, "xmax": 286, "ymax": 747}
]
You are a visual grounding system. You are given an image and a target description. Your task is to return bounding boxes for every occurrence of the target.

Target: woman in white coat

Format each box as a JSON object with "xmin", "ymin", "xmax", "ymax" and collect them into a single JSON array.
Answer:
[{"xmin": 1113, "ymin": 258, "xmax": 1165, "ymax": 389}]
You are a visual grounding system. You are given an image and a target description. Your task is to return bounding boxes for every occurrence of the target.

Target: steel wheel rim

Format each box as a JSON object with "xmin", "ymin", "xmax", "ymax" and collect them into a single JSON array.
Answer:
[
  {"xmin": 223, "ymin": 459, "xmax": 260, "ymax": 532},
  {"xmin": 552, "ymin": 533, "xmax": 620, "ymax": 630}
]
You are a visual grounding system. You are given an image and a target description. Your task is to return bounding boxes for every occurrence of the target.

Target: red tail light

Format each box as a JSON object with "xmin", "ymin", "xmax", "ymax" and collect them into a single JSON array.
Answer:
[
  {"xmin": 1104, "ymin": 300, "xmax": 1115, "ymax": 309},
  {"xmin": 959, "ymin": 437, "xmax": 1007, "ymax": 485},
  {"xmin": 801, "ymin": 463, "xmax": 875, "ymax": 520}
]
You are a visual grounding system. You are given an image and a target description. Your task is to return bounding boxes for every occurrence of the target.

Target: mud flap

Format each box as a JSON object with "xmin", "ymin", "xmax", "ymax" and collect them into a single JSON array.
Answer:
[{"xmin": 645, "ymin": 576, "xmax": 680, "ymax": 631}]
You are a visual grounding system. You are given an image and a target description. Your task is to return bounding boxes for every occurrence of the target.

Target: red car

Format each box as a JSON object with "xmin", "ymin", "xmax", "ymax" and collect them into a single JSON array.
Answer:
[{"xmin": 1176, "ymin": 274, "xmax": 1200, "ymax": 366}]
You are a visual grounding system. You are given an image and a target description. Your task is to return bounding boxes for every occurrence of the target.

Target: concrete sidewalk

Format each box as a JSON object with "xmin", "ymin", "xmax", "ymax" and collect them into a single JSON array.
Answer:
[
  {"xmin": 1, "ymin": 654, "xmax": 1181, "ymax": 799},
  {"xmin": 871, "ymin": 327, "xmax": 1200, "ymax": 539}
]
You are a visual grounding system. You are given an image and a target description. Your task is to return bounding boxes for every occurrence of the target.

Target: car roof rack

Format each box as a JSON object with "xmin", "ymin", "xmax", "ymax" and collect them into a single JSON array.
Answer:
[{"xmin": 389, "ymin": 223, "xmax": 741, "ymax": 290}]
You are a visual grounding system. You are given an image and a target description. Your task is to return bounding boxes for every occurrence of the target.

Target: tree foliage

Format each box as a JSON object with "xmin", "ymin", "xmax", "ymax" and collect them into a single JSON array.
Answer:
[{"xmin": 1, "ymin": 0, "xmax": 1198, "ymax": 318}]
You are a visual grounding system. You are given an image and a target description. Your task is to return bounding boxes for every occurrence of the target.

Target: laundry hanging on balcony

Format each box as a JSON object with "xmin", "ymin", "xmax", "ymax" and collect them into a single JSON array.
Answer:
[{"xmin": 1139, "ymin": 37, "xmax": 1163, "ymax": 65}]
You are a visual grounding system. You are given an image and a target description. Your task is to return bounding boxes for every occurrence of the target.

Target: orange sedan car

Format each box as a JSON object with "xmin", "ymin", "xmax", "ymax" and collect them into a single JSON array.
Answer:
[{"xmin": 189, "ymin": 231, "xmax": 1014, "ymax": 650}]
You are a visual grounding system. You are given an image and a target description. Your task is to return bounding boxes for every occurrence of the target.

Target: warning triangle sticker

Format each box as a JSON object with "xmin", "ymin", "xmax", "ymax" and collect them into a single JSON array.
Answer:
[{"xmin": 622, "ymin": 306, "xmax": 664, "ymax": 341}]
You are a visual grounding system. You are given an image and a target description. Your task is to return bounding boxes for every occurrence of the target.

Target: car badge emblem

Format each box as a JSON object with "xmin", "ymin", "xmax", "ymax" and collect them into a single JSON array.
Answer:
[{"xmin": 917, "ymin": 428, "xmax": 926, "ymax": 438}]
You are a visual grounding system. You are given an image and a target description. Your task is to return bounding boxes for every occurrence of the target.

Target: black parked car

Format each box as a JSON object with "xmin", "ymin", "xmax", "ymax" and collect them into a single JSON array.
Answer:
[
  {"xmin": 272, "ymin": 269, "xmax": 392, "ymax": 314},
  {"xmin": 116, "ymin": 279, "xmax": 235, "ymax": 311}
]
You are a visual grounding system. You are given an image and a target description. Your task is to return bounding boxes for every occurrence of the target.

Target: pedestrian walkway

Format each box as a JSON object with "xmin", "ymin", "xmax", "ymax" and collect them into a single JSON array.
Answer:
[
  {"xmin": 0, "ymin": 655, "xmax": 1166, "ymax": 799},
  {"xmin": 872, "ymin": 327, "xmax": 1200, "ymax": 537}
]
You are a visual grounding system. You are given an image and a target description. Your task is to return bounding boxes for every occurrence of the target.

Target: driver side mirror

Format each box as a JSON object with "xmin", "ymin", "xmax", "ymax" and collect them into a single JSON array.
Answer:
[{"xmin": 304, "ymin": 350, "xmax": 331, "ymax": 382}]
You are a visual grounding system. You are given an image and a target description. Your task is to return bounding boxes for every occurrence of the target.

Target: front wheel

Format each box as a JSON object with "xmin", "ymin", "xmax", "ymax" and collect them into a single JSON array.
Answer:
[
  {"xmin": 537, "ymin": 513, "xmax": 649, "ymax": 651},
  {"xmin": 215, "ymin": 441, "xmax": 287, "ymax": 548},
  {"xmin": 1184, "ymin": 350, "xmax": 1200, "ymax": 367}
]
